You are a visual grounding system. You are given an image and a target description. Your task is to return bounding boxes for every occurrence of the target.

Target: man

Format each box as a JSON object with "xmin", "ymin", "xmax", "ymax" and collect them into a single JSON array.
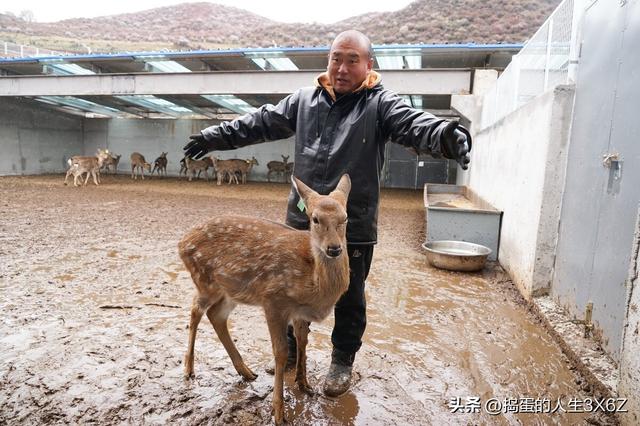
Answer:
[{"xmin": 184, "ymin": 30, "xmax": 471, "ymax": 397}]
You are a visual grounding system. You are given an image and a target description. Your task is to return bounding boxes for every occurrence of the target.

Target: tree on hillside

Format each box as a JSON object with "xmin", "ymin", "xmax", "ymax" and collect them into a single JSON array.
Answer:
[{"xmin": 19, "ymin": 10, "xmax": 35, "ymax": 23}]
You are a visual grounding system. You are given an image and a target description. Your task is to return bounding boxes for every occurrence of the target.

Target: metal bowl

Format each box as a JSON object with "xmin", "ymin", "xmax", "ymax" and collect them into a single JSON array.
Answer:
[{"xmin": 422, "ymin": 240, "xmax": 492, "ymax": 272}]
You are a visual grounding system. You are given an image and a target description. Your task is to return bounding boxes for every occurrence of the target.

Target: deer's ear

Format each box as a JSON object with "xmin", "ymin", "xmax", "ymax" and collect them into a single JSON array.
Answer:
[
  {"xmin": 293, "ymin": 177, "xmax": 318, "ymax": 211},
  {"xmin": 329, "ymin": 174, "xmax": 351, "ymax": 206}
]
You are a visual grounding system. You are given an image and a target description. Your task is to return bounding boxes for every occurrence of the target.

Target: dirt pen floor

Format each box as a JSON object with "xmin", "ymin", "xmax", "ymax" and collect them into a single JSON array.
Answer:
[{"xmin": 0, "ymin": 175, "xmax": 617, "ymax": 425}]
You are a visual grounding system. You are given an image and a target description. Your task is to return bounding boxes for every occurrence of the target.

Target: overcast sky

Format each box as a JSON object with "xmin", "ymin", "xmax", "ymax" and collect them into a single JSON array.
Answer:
[{"xmin": 1, "ymin": 0, "xmax": 414, "ymax": 24}]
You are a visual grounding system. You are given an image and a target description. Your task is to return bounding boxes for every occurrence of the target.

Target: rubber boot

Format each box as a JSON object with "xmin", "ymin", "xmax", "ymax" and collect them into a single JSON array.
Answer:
[{"xmin": 322, "ymin": 348, "xmax": 355, "ymax": 397}]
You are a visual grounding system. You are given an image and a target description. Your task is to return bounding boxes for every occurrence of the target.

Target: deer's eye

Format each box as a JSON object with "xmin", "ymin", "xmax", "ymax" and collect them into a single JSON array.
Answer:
[{"xmin": 312, "ymin": 217, "xmax": 319, "ymax": 224}]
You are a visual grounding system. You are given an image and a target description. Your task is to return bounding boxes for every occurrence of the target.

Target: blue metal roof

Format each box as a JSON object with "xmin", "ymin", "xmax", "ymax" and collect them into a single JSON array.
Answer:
[{"xmin": 0, "ymin": 43, "xmax": 523, "ymax": 64}]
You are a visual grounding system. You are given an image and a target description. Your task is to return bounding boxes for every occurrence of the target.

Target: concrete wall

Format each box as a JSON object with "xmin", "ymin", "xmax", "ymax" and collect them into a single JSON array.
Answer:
[
  {"xmin": 620, "ymin": 205, "xmax": 640, "ymax": 426},
  {"xmin": 83, "ymin": 118, "xmax": 295, "ymax": 180},
  {"xmin": 454, "ymin": 86, "xmax": 574, "ymax": 298},
  {"xmin": 0, "ymin": 98, "xmax": 83, "ymax": 175},
  {"xmin": 550, "ymin": 0, "xmax": 640, "ymax": 361}
]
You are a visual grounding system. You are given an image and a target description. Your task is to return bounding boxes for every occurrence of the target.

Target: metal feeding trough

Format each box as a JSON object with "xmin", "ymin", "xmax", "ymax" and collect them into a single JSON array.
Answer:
[
  {"xmin": 422, "ymin": 240, "xmax": 492, "ymax": 272},
  {"xmin": 424, "ymin": 184, "xmax": 502, "ymax": 265}
]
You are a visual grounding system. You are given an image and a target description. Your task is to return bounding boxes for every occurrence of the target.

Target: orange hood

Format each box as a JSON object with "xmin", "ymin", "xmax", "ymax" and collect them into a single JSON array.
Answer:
[{"xmin": 314, "ymin": 70, "xmax": 381, "ymax": 101}]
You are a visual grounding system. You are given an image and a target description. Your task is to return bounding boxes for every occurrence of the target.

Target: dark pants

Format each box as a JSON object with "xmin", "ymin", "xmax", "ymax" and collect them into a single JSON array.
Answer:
[
  {"xmin": 287, "ymin": 244, "xmax": 374, "ymax": 360},
  {"xmin": 332, "ymin": 244, "xmax": 374, "ymax": 354}
]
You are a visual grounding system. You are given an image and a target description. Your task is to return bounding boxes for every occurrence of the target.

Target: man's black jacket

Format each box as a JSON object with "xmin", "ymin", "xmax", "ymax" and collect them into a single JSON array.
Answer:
[{"xmin": 201, "ymin": 71, "xmax": 457, "ymax": 244}]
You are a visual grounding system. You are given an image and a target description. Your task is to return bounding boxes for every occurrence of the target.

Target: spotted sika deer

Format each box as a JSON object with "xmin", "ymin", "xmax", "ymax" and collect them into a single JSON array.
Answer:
[
  {"xmin": 101, "ymin": 151, "xmax": 121, "ymax": 174},
  {"xmin": 179, "ymin": 156, "xmax": 188, "ymax": 178},
  {"xmin": 285, "ymin": 161, "xmax": 294, "ymax": 182},
  {"xmin": 63, "ymin": 150, "xmax": 110, "ymax": 187},
  {"xmin": 130, "ymin": 152, "xmax": 152, "ymax": 180},
  {"xmin": 267, "ymin": 155, "xmax": 291, "ymax": 183},
  {"xmin": 152, "ymin": 152, "xmax": 168, "ymax": 177},
  {"xmin": 211, "ymin": 157, "xmax": 239, "ymax": 185},
  {"xmin": 224, "ymin": 157, "xmax": 259, "ymax": 184},
  {"xmin": 180, "ymin": 156, "xmax": 214, "ymax": 180},
  {"xmin": 185, "ymin": 156, "xmax": 211, "ymax": 181},
  {"xmin": 178, "ymin": 174, "xmax": 351, "ymax": 425}
]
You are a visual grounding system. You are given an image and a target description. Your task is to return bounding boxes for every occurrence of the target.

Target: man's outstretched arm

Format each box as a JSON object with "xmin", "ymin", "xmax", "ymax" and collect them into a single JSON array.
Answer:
[
  {"xmin": 379, "ymin": 90, "xmax": 471, "ymax": 170},
  {"xmin": 184, "ymin": 90, "xmax": 300, "ymax": 158}
]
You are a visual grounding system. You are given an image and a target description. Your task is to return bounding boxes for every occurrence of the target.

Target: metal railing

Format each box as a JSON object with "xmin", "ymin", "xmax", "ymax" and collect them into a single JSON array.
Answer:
[{"xmin": 480, "ymin": 0, "xmax": 583, "ymax": 129}]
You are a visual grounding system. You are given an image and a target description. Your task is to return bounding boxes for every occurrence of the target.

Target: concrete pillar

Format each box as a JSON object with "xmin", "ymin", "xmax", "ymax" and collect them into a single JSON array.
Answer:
[
  {"xmin": 450, "ymin": 69, "xmax": 499, "ymax": 186},
  {"xmin": 472, "ymin": 69, "xmax": 499, "ymax": 97}
]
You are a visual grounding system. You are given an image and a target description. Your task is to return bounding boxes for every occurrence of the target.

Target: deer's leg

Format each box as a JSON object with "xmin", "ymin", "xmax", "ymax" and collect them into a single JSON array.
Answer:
[
  {"xmin": 83, "ymin": 171, "xmax": 91, "ymax": 186},
  {"xmin": 184, "ymin": 294, "xmax": 208, "ymax": 378},
  {"xmin": 293, "ymin": 319, "xmax": 313, "ymax": 394},
  {"xmin": 265, "ymin": 310, "xmax": 289, "ymax": 425},
  {"xmin": 205, "ymin": 299, "xmax": 256, "ymax": 381},
  {"xmin": 92, "ymin": 170, "xmax": 99, "ymax": 186},
  {"xmin": 131, "ymin": 165, "xmax": 135, "ymax": 179},
  {"xmin": 64, "ymin": 168, "xmax": 72, "ymax": 185}
]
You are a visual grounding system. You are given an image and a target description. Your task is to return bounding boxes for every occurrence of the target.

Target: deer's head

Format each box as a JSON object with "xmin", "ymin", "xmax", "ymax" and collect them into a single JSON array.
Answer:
[{"xmin": 294, "ymin": 174, "xmax": 350, "ymax": 259}]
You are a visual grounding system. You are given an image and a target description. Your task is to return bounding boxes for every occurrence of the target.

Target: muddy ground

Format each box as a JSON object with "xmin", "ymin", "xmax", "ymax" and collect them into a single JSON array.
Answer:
[{"xmin": 0, "ymin": 175, "xmax": 617, "ymax": 425}]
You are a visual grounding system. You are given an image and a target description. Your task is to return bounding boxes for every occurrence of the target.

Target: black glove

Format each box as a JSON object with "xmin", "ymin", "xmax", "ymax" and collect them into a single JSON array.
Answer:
[
  {"xmin": 183, "ymin": 133, "xmax": 210, "ymax": 159},
  {"xmin": 442, "ymin": 120, "xmax": 471, "ymax": 170}
]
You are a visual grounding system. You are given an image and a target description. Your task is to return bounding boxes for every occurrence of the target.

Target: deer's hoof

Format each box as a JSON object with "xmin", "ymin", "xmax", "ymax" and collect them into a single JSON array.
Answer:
[
  {"xmin": 183, "ymin": 369, "xmax": 195, "ymax": 380},
  {"xmin": 238, "ymin": 366, "xmax": 258, "ymax": 381},
  {"xmin": 272, "ymin": 403, "xmax": 285, "ymax": 425},
  {"xmin": 297, "ymin": 381, "xmax": 314, "ymax": 396}
]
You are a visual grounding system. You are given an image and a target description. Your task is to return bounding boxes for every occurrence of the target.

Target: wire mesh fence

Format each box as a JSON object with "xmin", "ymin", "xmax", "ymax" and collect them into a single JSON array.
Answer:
[{"xmin": 480, "ymin": 0, "xmax": 581, "ymax": 129}]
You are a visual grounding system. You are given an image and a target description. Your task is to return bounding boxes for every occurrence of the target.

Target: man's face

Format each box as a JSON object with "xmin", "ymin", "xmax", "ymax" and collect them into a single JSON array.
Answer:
[{"xmin": 327, "ymin": 37, "xmax": 373, "ymax": 95}]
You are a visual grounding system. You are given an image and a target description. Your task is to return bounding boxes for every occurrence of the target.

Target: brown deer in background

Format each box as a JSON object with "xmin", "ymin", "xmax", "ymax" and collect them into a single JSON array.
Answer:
[
  {"xmin": 152, "ymin": 152, "xmax": 168, "ymax": 177},
  {"xmin": 267, "ymin": 155, "xmax": 292, "ymax": 183},
  {"xmin": 185, "ymin": 156, "xmax": 212, "ymax": 181},
  {"xmin": 211, "ymin": 157, "xmax": 237, "ymax": 185},
  {"xmin": 101, "ymin": 151, "xmax": 121, "ymax": 174},
  {"xmin": 178, "ymin": 174, "xmax": 351, "ymax": 425},
  {"xmin": 63, "ymin": 150, "xmax": 111, "ymax": 187},
  {"xmin": 180, "ymin": 156, "xmax": 214, "ymax": 180},
  {"xmin": 222, "ymin": 157, "xmax": 259, "ymax": 184},
  {"xmin": 234, "ymin": 156, "xmax": 259, "ymax": 184},
  {"xmin": 130, "ymin": 152, "xmax": 152, "ymax": 180},
  {"xmin": 285, "ymin": 161, "xmax": 294, "ymax": 182},
  {"xmin": 179, "ymin": 156, "xmax": 189, "ymax": 178}
]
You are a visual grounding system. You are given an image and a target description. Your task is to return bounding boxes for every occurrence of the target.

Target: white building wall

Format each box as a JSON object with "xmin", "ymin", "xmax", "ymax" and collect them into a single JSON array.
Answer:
[
  {"xmin": 0, "ymin": 98, "xmax": 83, "ymax": 175},
  {"xmin": 454, "ymin": 86, "xmax": 574, "ymax": 298}
]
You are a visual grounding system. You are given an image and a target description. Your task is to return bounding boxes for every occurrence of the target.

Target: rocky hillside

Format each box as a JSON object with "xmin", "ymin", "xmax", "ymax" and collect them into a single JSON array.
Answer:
[{"xmin": 0, "ymin": 0, "xmax": 561, "ymax": 54}]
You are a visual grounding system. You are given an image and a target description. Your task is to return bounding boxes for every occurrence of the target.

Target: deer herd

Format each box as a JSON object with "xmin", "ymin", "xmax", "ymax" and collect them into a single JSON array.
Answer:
[{"xmin": 62, "ymin": 149, "xmax": 293, "ymax": 186}]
